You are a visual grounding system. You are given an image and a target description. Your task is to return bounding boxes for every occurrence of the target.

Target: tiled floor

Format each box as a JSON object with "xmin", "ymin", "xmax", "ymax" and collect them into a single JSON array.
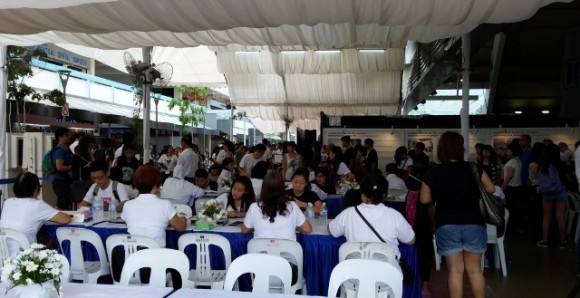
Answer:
[{"xmin": 428, "ymin": 233, "xmax": 578, "ymax": 297}]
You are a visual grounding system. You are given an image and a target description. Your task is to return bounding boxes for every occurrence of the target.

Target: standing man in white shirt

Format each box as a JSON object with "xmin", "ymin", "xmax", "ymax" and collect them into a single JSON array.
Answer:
[
  {"xmin": 157, "ymin": 145, "xmax": 178, "ymax": 183},
  {"xmin": 112, "ymin": 132, "xmax": 135, "ymax": 167},
  {"xmin": 69, "ymin": 131, "xmax": 82, "ymax": 154},
  {"xmin": 177, "ymin": 136, "xmax": 198, "ymax": 183}
]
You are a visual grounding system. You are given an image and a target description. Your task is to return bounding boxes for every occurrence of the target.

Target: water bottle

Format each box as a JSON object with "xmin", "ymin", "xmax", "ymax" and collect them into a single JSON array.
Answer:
[
  {"xmin": 306, "ymin": 203, "xmax": 315, "ymax": 219},
  {"xmin": 92, "ymin": 198, "xmax": 104, "ymax": 221},
  {"xmin": 108, "ymin": 200, "xmax": 117, "ymax": 220},
  {"xmin": 320, "ymin": 202, "xmax": 328, "ymax": 224}
]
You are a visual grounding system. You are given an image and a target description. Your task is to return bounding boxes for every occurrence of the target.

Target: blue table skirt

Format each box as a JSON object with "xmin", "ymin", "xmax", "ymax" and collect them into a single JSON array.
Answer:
[
  {"xmin": 40, "ymin": 224, "xmax": 420, "ymax": 297},
  {"xmin": 323, "ymin": 196, "xmax": 406, "ymax": 218}
]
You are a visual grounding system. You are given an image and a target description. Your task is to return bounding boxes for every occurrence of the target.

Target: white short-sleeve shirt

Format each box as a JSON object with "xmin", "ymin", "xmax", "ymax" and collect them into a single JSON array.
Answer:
[
  {"xmin": 337, "ymin": 162, "xmax": 351, "ymax": 178},
  {"xmin": 386, "ymin": 174, "xmax": 408, "ymax": 192},
  {"xmin": 329, "ymin": 203, "xmax": 415, "ymax": 257},
  {"xmin": 398, "ymin": 157, "xmax": 414, "ymax": 171},
  {"xmin": 215, "ymin": 193, "xmax": 234, "ymax": 212},
  {"xmin": 243, "ymin": 201, "xmax": 306, "ymax": 241},
  {"xmin": 0, "ymin": 198, "xmax": 59, "ymax": 255},
  {"xmin": 251, "ymin": 178, "xmax": 263, "ymax": 200},
  {"xmin": 121, "ymin": 194, "xmax": 177, "ymax": 247},
  {"xmin": 239, "ymin": 154, "xmax": 267, "ymax": 175},
  {"xmin": 82, "ymin": 180, "xmax": 130, "ymax": 205},
  {"xmin": 160, "ymin": 178, "xmax": 204, "ymax": 206},
  {"xmin": 504, "ymin": 158, "xmax": 522, "ymax": 187}
]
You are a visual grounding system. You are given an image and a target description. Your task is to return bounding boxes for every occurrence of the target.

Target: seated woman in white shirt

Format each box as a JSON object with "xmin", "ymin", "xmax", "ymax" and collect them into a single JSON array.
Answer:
[
  {"xmin": 216, "ymin": 176, "xmax": 255, "ymax": 218},
  {"xmin": 0, "ymin": 172, "xmax": 71, "ymax": 256},
  {"xmin": 328, "ymin": 146, "xmax": 354, "ymax": 183},
  {"xmin": 161, "ymin": 165, "xmax": 204, "ymax": 207},
  {"xmin": 250, "ymin": 160, "xmax": 269, "ymax": 200},
  {"xmin": 242, "ymin": 171, "xmax": 312, "ymax": 284},
  {"xmin": 385, "ymin": 163, "xmax": 408, "ymax": 193},
  {"xmin": 122, "ymin": 165, "xmax": 187, "ymax": 247},
  {"xmin": 329, "ymin": 174, "xmax": 415, "ymax": 266}
]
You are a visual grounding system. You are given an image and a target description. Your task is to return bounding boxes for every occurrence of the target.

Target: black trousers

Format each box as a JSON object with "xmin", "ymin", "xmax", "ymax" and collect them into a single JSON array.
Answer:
[{"xmin": 52, "ymin": 176, "xmax": 73, "ymax": 210}]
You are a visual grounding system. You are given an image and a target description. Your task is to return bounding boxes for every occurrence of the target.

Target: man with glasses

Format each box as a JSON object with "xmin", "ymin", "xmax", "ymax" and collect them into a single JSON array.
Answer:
[{"xmin": 80, "ymin": 160, "xmax": 129, "ymax": 213}]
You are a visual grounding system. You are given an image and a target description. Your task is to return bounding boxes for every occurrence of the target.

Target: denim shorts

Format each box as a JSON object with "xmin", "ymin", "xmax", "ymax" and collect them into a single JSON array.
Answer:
[
  {"xmin": 435, "ymin": 224, "xmax": 487, "ymax": 256},
  {"xmin": 542, "ymin": 190, "xmax": 568, "ymax": 202}
]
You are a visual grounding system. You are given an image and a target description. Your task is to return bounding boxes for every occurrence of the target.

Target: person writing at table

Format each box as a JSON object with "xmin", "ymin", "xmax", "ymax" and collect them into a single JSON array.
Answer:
[
  {"xmin": 79, "ymin": 160, "xmax": 130, "ymax": 213},
  {"xmin": 216, "ymin": 176, "xmax": 256, "ymax": 218},
  {"xmin": 0, "ymin": 172, "xmax": 71, "ymax": 256},
  {"xmin": 242, "ymin": 171, "xmax": 312, "ymax": 285},
  {"xmin": 122, "ymin": 165, "xmax": 188, "ymax": 247},
  {"xmin": 329, "ymin": 174, "xmax": 415, "ymax": 269},
  {"xmin": 286, "ymin": 168, "xmax": 322, "ymax": 214}
]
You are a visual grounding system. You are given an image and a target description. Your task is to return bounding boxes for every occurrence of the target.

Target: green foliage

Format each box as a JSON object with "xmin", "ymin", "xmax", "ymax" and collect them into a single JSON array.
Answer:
[
  {"xmin": 6, "ymin": 46, "xmax": 48, "ymax": 104},
  {"xmin": 42, "ymin": 89, "xmax": 66, "ymax": 106},
  {"xmin": 168, "ymin": 85, "xmax": 207, "ymax": 134},
  {"xmin": 7, "ymin": 83, "xmax": 42, "ymax": 103}
]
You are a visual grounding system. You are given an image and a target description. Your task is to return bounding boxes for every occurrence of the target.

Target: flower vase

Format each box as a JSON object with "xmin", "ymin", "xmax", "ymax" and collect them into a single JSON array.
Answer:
[
  {"xmin": 13, "ymin": 281, "xmax": 54, "ymax": 298},
  {"xmin": 195, "ymin": 218, "xmax": 216, "ymax": 231}
]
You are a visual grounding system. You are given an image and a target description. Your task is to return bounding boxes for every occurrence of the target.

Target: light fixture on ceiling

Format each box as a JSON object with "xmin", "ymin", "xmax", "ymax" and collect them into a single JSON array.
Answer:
[
  {"xmin": 514, "ymin": 110, "xmax": 522, "ymax": 114},
  {"xmin": 315, "ymin": 49, "xmax": 341, "ymax": 54},
  {"xmin": 541, "ymin": 110, "xmax": 550, "ymax": 114},
  {"xmin": 358, "ymin": 49, "xmax": 386, "ymax": 53},
  {"xmin": 280, "ymin": 50, "xmax": 306, "ymax": 54},
  {"xmin": 234, "ymin": 50, "xmax": 260, "ymax": 54}
]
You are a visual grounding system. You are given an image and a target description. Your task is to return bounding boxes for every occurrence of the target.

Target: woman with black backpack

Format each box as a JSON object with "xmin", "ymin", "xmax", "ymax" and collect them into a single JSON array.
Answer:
[{"xmin": 536, "ymin": 143, "xmax": 569, "ymax": 248}]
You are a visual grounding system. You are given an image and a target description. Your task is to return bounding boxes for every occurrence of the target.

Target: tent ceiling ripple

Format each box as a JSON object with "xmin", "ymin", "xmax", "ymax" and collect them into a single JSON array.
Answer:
[{"xmin": 0, "ymin": 0, "xmax": 571, "ymax": 130}]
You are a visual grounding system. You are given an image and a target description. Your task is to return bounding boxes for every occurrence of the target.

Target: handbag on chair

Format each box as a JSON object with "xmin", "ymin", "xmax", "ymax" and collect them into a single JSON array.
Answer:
[{"xmin": 468, "ymin": 163, "xmax": 506, "ymax": 236}]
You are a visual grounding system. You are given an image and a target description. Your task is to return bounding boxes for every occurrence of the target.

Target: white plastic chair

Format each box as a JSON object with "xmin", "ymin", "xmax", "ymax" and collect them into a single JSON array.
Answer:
[
  {"xmin": 194, "ymin": 198, "xmax": 210, "ymax": 215},
  {"xmin": 338, "ymin": 242, "xmax": 400, "ymax": 298},
  {"xmin": 177, "ymin": 233, "xmax": 232, "ymax": 289},
  {"xmin": 173, "ymin": 203, "xmax": 193, "ymax": 218},
  {"xmin": 247, "ymin": 238, "xmax": 307, "ymax": 294},
  {"xmin": 106, "ymin": 234, "xmax": 160, "ymax": 283},
  {"xmin": 55, "ymin": 227, "xmax": 110, "ymax": 284},
  {"xmin": 432, "ymin": 237, "xmax": 441, "ymax": 271},
  {"xmin": 119, "ymin": 248, "xmax": 190, "ymax": 288},
  {"xmin": 55, "ymin": 253, "xmax": 71, "ymax": 282},
  {"xmin": 484, "ymin": 209, "xmax": 510, "ymax": 276},
  {"xmin": 223, "ymin": 254, "xmax": 292, "ymax": 294},
  {"xmin": 328, "ymin": 259, "xmax": 403, "ymax": 298},
  {"xmin": 0, "ymin": 228, "xmax": 30, "ymax": 262}
]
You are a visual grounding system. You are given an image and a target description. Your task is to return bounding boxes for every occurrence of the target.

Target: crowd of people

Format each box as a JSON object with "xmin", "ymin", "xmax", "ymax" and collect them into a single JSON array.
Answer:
[{"xmin": 2, "ymin": 126, "xmax": 580, "ymax": 298}]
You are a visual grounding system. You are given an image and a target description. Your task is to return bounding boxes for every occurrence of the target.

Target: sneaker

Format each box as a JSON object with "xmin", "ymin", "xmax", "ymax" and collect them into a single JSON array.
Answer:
[
  {"xmin": 559, "ymin": 241, "xmax": 569, "ymax": 249},
  {"xmin": 536, "ymin": 240, "xmax": 549, "ymax": 248}
]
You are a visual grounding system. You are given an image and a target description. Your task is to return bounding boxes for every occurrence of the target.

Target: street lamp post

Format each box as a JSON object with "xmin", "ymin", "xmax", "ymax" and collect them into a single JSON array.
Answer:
[{"xmin": 57, "ymin": 69, "xmax": 71, "ymax": 127}]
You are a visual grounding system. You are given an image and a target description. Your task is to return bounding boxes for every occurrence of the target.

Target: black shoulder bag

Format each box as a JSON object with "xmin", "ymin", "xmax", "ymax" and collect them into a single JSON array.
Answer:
[{"xmin": 354, "ymin": 206, "xmax": 414, "ymax": 286}]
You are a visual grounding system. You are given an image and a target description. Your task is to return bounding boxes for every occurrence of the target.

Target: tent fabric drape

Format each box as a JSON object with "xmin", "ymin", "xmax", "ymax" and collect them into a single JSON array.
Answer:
[{"xmin": 0, "ymin": 0, "xmax": 571, "ymax": 128}]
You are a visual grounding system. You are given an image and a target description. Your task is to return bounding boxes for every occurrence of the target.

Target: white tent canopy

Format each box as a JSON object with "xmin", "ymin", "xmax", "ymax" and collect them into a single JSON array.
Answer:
[{"xmin": 0, "ymin": 0, "xmax": 571, "ymax": 127}]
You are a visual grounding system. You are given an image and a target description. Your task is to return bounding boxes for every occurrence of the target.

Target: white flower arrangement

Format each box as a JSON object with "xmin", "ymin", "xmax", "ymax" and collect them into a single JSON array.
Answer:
[
  {"xmin": 199, "ymin": 199, "xmax": 227, "ymax": 222},
  {"xmin": 1, "ymin": 244, "xmax": 64, "ymax": 295},
  {"xmin": 218, "ymin": 177, "xmax": 231, "ymax": 188},
  {"xmin": 338, "ymin": 180, "xmax": 359, "ymax": 194}
]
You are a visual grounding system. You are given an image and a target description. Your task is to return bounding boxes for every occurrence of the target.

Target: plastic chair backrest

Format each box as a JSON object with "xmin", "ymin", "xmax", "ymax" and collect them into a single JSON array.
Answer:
[
  {"xmin": 338, "ymin": 242, "xmax": 398, "ymax": 264},
  {"xmin": 177, "ymin": 233, "xmax": 232, "ymax": 281},
  {"xmin": 247, "ymin": 238, "xmax": 303, "ymax": 282},
  {"xmin": 173, "ymin": 204, "xmax": 193, "ymax": 218},
  {"xmin": 194, "ymin": 198, "xmax": 210, "ymax": 214},
  {"xmin": 0, "ymin": 228, "xmax": 30, "ymax": 261},
  {"xmin": 328, "ymin": 259, "xmax": 403, "ymax": 298},
  {"xmin": 106, "ymin": 234, "xmax": 160, "ymax": 281},
  {"xmin": 119, "ymin": 248, "xmax": 189, "ymax": 288},
  {"xmin": 488, "ymin": 209, "xmax": 510, "ymax": 242},
  {"xmin": 223, "ymin": 254, "xmax": 292, "ymax": 294},
  {"xmin": 55, "ymin": 253, "xmax": 71, "ymax": 282},
  {"xmin": 55, "ymin": 227, "xmax": 108, "ymax": 281}
]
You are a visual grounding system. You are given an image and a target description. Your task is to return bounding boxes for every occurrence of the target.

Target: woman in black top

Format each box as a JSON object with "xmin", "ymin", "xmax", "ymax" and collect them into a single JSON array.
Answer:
[
  {"xmin": 71, "ymin": 135, "xmax": 95, "ymax": 181},
  {"xmin": 286, "ymin": 168, "xmax": 322, "ymax": 213},
  {"xmin": 311, "ymin": 167, "xmax": 336, "ymax": 195},
  {"xmin": 114, "ymin": 144, "xmax": 139, "ymax": 186},
  {"xmin": 477, "ymin": 145, "xmax": 500, "ymax": 185},
  {"xmin": 421, "ymin": 131, "xmax": 495, "ymax": 298}
]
